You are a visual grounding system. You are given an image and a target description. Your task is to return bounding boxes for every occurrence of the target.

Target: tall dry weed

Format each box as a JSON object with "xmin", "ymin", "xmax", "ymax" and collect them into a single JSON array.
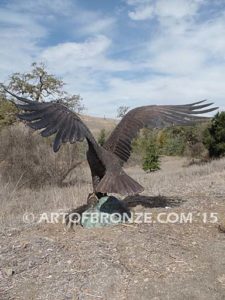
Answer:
[{"xmin": 0, "ymin": 124, "xmax": 86, "ymax": 188}]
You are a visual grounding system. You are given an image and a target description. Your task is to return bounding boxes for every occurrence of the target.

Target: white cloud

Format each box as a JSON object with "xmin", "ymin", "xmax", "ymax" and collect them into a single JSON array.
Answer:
[
  {"xmin": 148, "ymin": 49, "xmax": 205, "ymax": 75},
  {"xmin": 0, "ymin": 0, "xmax": 224, "ymax": 118},
  {"xmin": 80, "ymin": 18, "xmax": 116, "ymax": 35},
  {"xmin": 155, "ymin": 0, "xmax": 202, "ymax": 19},
  {"xmin": 81, "ymin": 67, "xmax": 224, "ymax": 117},
  {"xmin": 0, "ymin": 7, "xmax": 46, "ymax": 80},
  {"xmin": 39, "ymin": 35, "xmax": 132, "ymax": 111},
  {"xmin": 126, "ymin": 0, "xmax": 204, "ymax": 20},
  {"xmin": 145, "ymin": 13, "xmax": 225, "ymax": 76},
  {"xmin": 42, "ymin": 36, "xmax": 111, "ymax": 64},
  {"xmin": 6, "ymin": 0, "xmax": 75, "ymax": 16},
  {"xmin": 41, "ymin": 35, "xmax": 131, "ymax": 73},
  {"xmin": 128, "ymin": 5, "xmax": 153, "ymax": 20},
  {"xmin": 74, "ymin": 1, "xmax": 225, "ymax": 116},
  {"xmin": 126, "ymin": 0, "xmax": 151, "ymax": 5}
]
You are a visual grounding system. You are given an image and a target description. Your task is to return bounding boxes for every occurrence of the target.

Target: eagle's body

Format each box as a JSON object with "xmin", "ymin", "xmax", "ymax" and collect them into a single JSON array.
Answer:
[
  {"xmin": 3, "ymin": 87, "xmax": 218, "ymax": 206},
  {"xmin": 87, "ymin": 143, "xmax": 144, "ymax": 196}
]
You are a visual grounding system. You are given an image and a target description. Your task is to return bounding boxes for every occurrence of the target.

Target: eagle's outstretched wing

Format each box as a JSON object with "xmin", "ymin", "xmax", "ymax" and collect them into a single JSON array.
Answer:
[
  {"xmin": 103, "ymin": 101, "xmax": 218, "ymax": 163},
  {"xmin": 3, "ymin": 88, "xmax": 97, "ymax": 152}
]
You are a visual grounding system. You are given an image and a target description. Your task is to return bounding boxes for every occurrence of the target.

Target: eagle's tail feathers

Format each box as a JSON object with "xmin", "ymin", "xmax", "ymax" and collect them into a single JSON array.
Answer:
[{"xmin": 96, "ymin": 171, "xmax": 144, "ymax": 196}]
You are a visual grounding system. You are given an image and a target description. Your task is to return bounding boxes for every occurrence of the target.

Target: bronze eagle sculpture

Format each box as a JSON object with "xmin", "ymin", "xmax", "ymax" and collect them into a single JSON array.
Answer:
[{"xmin": 3, "ymin": 88, "xmax": 217, "ymax": 205}]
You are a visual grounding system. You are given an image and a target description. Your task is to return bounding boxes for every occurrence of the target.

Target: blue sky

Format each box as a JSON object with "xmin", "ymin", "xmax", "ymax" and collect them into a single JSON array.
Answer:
[{"xmin": 0, "ymin": 0, "xmax": 225, "ymax": 117}]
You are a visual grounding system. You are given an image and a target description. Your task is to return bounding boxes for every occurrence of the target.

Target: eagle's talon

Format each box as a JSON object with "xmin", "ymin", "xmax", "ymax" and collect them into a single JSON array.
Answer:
[{"xmin": 65, "ymin": 204, "xmax": 88, "ymax": 228}]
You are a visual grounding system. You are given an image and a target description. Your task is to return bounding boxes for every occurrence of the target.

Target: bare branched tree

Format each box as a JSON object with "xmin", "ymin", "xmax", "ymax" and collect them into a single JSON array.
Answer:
[{"xmin": 117, "ymin": 106, "xmax": 129, "ymax": 118}]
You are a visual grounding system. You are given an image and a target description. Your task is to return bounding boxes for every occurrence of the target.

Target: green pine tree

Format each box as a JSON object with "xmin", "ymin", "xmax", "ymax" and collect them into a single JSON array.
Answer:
[
  {"xmin": 98, "ymin": 129, "xmax": 106, "ymax": 146},
  {"xmin": 142, "ymin": 140, "xmax": 160, "ymax": 172},
  {"xmin": 203, "ymin": 112, "xmax": 225, "ymax": 158}
]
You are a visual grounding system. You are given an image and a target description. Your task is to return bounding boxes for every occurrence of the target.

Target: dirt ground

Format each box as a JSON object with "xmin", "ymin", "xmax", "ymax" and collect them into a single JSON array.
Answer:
[{"xmin": 0, "ymin": 157, "xmax": 225, "ymax": 300}]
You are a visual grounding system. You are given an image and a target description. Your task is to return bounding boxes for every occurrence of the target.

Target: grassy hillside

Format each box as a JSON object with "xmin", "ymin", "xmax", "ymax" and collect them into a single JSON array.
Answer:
[{"xmin": 80, "ymin": 114, "xmax": 117, "ymax": 137}]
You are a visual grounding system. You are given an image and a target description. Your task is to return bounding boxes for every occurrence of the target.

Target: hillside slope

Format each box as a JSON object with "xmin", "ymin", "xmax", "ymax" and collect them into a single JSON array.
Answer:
[{"xmin": 80, "ymin": 114, "xmax": 117, "ymax": 136}]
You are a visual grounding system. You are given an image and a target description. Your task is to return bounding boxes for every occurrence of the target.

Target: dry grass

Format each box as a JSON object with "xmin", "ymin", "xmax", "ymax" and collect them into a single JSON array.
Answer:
[
  {"xmin": 1, "ymin": 156, "xmax": 224, "ymax": 229},
  {"xmin": 1, "ymin": 156, "xmax": 225, "ymax": 300},
  {"xmin": 0, "ymin": 163, "xmax": 92, "ymax": 229},
  {"xmin": 81, "ymin": 114, "xmax": 116, "ymax": 137},
  {"xmin": 126, "ymin": 156, "xmax": 225, "ymax": 198},
  {"xmin": 0, "ymin": 124, "xmax": 86, "ymax": 188},
  {"xmin": 0, "ymin": 114, "xmax": 116, "ymax": 189},
  {"xmin": 1, "ymin": 112, "xmax": 225, "ymax": 299}
]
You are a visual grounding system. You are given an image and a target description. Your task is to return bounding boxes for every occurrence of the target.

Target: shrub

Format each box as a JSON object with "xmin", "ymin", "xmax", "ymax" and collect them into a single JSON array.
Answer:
[
  {"xmin": 203, "ymin": 112, "xmax": 225, "ymax": 158},
  {"xmin": 0, "ymin": 124, "xmax": 86, "ymax": 188},
  {"xmin": 142, "ymin": 141, "xmax": 160, "ymax": 172},
  {"xmin": 132, "ymin": 128, "xmax": 160, "ymax": 172},
  {"xmin": 0, "ymin": 93, "xmax": 17, "ymax": 129},
  {"xmin": 97, "ymin": 129, "xmax": 107, "ymax": 146},
  {"xmin": 132, "ymin": 124, "xmax": 210, "ymax": 165},
  {"xmin": 159, "ymin": 127, "xmax": 186, "ymax": 156}
]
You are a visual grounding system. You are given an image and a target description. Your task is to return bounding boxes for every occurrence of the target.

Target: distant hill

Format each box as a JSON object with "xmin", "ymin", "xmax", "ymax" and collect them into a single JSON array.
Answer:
[{"xmin": 80, "ymin": 114, "xmax": 117, "ymax": 137}]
